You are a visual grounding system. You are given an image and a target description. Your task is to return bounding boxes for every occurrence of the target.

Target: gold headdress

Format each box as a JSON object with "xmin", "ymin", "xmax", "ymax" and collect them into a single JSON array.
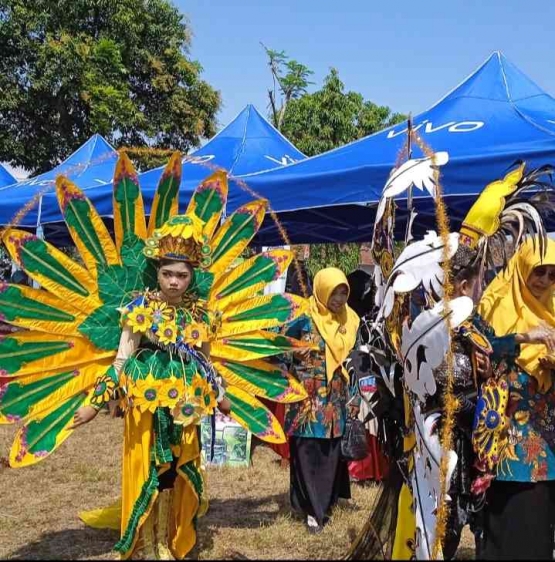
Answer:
[{"xmin": 143, "ymin": 213, "xmax": 213, "ymax": 268}]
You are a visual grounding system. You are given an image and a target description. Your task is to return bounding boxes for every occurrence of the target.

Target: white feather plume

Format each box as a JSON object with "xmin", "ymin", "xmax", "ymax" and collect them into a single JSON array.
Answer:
[
  {"xmin": 401, "ymin": 296, "xmax": 474, "ymax": 401},
  {"xmin": 391, "ymin": 231, "xmax": 459, "ymax": 297},
  {"xmin": 412, "ymin": 404, "xmax": 458, "ymax": 559},
  {"xmin": 375, "ymin": 152, "xmax": 450, "ymax": 223}
]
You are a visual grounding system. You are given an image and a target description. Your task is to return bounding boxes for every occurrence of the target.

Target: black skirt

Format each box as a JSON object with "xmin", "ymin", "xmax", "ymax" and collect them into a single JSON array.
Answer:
[
  {"xmin": 289, "ymin": 435, "xmax": 351, "ymax": 526},
  {"xmin": 482, "ymin": 480, "xmax": 555, "ymax": 560}
]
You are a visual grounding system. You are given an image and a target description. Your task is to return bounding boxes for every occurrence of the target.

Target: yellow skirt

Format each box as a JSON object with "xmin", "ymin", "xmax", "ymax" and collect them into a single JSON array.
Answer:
[{"xmin": 79, "ymin": 409, "xmax": 207, "ymax": 559}]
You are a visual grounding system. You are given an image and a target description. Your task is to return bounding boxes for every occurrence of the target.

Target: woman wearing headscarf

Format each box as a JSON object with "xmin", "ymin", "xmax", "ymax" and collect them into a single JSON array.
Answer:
[
  {"xmin": 284, "ymin": 267, "xmax": 360, "ymax": 534},
  {"xmin": 479, "ymin": 237, "xmax": 555, "ymax": 560}
]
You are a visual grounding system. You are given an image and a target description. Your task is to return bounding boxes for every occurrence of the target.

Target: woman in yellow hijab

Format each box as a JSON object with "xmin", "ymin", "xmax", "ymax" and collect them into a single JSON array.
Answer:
[
  {"xmin": 479, "ymin": 237, "xmax": 555, "ymax": 560},
  {"xmin": 284, "ymin": 267, "xmax": 360, "ymax": 534}
]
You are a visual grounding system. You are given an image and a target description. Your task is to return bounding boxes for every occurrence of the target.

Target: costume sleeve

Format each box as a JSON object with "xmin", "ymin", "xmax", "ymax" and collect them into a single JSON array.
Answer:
[
  {"xmin": 285, "ymin": 314, "xmax": 311, "ymax": 339},
  {"xmin": 472, "ymin": 313, "xmax": 520, "ymax": 365},
  {"xmin": 89, "ymin": 325, "xmax": 140, "ymax": 411}
]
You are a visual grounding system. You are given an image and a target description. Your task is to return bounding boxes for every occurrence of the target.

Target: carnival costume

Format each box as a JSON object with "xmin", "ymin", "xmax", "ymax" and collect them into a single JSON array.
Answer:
[
  {"xmin": 0, "ymin": 152, "xmax": 311, "ymax": 559},
  {"xmin": 345, "ymin": 152, "xmax": 554, "ymax": 559}
]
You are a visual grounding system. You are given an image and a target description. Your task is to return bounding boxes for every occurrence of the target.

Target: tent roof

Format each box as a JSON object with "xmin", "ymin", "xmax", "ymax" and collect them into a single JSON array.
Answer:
[
  {"xmin": 129, "ymin": 104, "xmax": 306, "ymax": 209},
  {"xmin": 0, "ymin": 134, "xmax": 117, "ymax": 226},
  {"xmin": 230, "ymin": 52, "xmax": 555, "ymax": 244},
  {"xmin": 3, "ymin": 105, "xmax": 306, "ymax": 237},
  {"xmin": 0, "ymin": 164, "xmax": 16, "ymax": 188}
]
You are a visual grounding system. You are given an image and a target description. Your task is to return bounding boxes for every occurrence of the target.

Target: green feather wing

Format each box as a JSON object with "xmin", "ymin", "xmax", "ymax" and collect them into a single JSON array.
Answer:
[
  {"xmin": 225, "ymin": 385, "xmax": 286, "ymax": 444},
  {"xmin": 113, "ymin": 152, "xmax": 147, "ymax": 250},
  {"xmin": 186, "ymin": 170, "xmax": 228, "ymax": 238},
  {"xmin": 147, "ymin": 152, "xmax": 182, "ymax": 235},
  {"xmin": 208, "ymin": 200, "xmax": 267, "ymax": 276},
  {"xmin": 214, "ymin": 359, "xmax": 307, "ymax": 403}
]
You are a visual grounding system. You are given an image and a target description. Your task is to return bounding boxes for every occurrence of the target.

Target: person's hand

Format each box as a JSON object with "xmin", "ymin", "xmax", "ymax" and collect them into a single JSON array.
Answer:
[
  {"xmin": 294, "ymin": 348, "xmax": 311, "ymax": 362},
  {"xmin": 348, "ymin": 403, "xmax": 360, "ymax": 418},
  {"xmin": 69, "ymin": 405, "xmax": 99, "ymax": 430},
  {"xmin": 217, "ymin": 396, "xmax": 232, "ymax": 417},
  {"xmin": 539, "ymin": 355, "xmax": 555, "ymax": 370},
  {"xmin": 475, "ymin": 351, "xmax": 493, "ymax": 380},
  {"xmin": 108, "ymin": 399, "xmax": 123, "ymax": 418},
  {"xmin": 521, "ymin": 322, "xmax": 555, "ymax": 352}
]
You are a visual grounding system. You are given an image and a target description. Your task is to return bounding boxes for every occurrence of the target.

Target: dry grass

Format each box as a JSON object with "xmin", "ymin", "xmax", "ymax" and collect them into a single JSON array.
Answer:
[{"xmin": 0, "ymin": 414, "xmax": 475, "ymax": 560}]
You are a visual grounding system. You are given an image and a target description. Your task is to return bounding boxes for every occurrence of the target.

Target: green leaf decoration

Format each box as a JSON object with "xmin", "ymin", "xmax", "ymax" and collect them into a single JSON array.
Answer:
[
  {"xmin": 151, "ymin": 164, "xmax": 181, "ymax": 230},
  {"xmin": 0, "ymin": 285, "xmax": 75, "ymax": 323},
  {"xmin": 190, "ymin": 178, "xmax": 225, "ymax": 224},
  {"xmin": 220, "ymin": 335, "xmax": 292, "ymax": 357},
  {"xmin": 229, "ymin": 295, "xmax": 293, "ymax": 324},
  {"xmin": 23, "ymin": 394, "xmax": 85, "ymax": 457},
  {"xmin": 0, "ymin": 371, "xmax": 76, "ymax": 420},
  {"xmin": 63, "ymin": 198, "xmax": 108, "ymax": 266},
  {"xmin": 0, "ymin": 337, "xmax": 71, "ymax": 374},
  {"xmin": 78, "ymin": 305, "xmax": 121, "ymax": 351},
  {"xmin": 123, "ymin": 350, "xmax": 196, "ymax": 383},
  {"xmin": 190, "ymin": 270, "xmax": 214, "ymax": 301},
  {"xmin": 219, "ymin": 361, "xmax": 291, "ymax": 400},
  {"xmin": 17, "ymin": 238, "xmax": 89, "ymax": 297},
  {"xmin": 211, "ymin": 210, "xmax": 257, "ymax": 264},
  {"xmin": 114, "ymin": 175, "xmax": 140, "ymax": 240},
  {"xmin": 226, "ymin": 391, "xmax": 271, "ymax": 437},
  {"xmin": 216, "ymin": 254, "xmax": 280, "ymax": 298}
]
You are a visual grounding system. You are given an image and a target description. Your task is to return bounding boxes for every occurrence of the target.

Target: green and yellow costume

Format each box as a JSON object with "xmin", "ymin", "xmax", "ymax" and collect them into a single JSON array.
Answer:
[{"xmin": 0, "ymin": 152, "xmax": 310, "ymax": 558}]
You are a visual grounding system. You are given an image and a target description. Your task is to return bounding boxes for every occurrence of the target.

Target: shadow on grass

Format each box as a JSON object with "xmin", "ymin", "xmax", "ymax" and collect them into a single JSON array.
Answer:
[
  {"xmin": 7, "ymin": 527, "xmax": 118, "ymax": 560},
  {"xmin": 202, "ymin": 492, "xmax": 292, "ymax": 529}
]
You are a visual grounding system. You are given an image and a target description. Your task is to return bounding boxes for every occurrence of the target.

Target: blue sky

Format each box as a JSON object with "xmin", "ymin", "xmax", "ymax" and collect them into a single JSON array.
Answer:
[{"xmin": 177, "ymin": 0, "xmax": 555, "ymax": 129}]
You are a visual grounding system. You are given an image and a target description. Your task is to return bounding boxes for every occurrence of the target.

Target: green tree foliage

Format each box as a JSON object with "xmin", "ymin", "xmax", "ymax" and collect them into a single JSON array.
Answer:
[
  {"xmin": 0, "ymin": 0, "xmax": 221, "ymax": 173},
  {"xmin": 306, "ymin": 243, "xmax": 361, "ymax": 277},
  {"xmin": 281, "ymin": 68, "xmax": 407, "ymax": 156},
  {"xmin": 262, "ymin": 44, "xmax": 314, "ymax": 132}
]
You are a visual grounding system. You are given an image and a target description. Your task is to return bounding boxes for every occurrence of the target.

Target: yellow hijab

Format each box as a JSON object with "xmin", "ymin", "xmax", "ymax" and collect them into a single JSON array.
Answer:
[
  {"xmin": 309, "ymin": 267, "xmax": 360, "ymax": 382},
  {"xmin": 479, "ymin": 237, "xmax": 555, "ymax": 391}
]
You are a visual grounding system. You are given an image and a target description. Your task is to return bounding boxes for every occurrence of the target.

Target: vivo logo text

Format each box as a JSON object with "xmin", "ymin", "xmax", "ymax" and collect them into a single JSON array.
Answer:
[{"xmin": 386, "ymin": 120, "xmax": 485, "ymax": 139}]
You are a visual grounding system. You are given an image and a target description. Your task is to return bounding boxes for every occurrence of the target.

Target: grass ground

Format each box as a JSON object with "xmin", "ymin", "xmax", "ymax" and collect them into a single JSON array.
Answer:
[{"xmin": 0, "ymin": 413, "xmax": 474, "ymax": 559}]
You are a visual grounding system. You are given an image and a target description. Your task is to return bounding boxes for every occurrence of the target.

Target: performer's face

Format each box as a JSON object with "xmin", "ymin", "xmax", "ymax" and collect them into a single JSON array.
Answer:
[
  {"xmin": 158, "ymin": 262, "xmax": 193, "ymax": 301},
  {"xmin": 527, "ymin": 265, "xmax": 555, "ymax": 299},
  {"xmin": 453, "ymin": 274, "xmax": 482, "ymax": 305},
  {"xmin": 327, "ymin": 283, "xmax": 349, "ymax": 313}
]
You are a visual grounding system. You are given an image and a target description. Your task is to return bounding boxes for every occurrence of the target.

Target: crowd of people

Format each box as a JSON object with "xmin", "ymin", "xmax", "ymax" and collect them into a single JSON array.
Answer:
[{"xmin": 2, "ymin": 150, "xmax": 555, "ymax": 562}]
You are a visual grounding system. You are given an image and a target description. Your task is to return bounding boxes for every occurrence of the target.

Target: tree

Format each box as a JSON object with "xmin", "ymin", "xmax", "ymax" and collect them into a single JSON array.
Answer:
[
  {"xmin": 262, "ymin": 44, "xmax": 313, "ymax": 131},
  {"xmin": 263, "ymin": 51, "xmax": 407, "ymax": 269},
  {"xmin": 306, "ymin": 243, "xmax": 361, "ymax": 278},
  {"xmin": 281, "ymin": 67, "xmax": 406, "ymax": 156},
  {"xmin": 0, "ymin": 0, "xmax": 221, "ymax": 174}
]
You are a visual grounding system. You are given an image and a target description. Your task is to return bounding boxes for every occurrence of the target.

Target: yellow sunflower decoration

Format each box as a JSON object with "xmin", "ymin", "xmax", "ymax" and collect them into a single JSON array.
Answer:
[
  {"xmin": 172, "ymin": 400, "xmax": 203, "ymax": 427},
  {"xmin": 125, "ymin": 305, "xmax": 153, "ymax": 334},
  {"xmin": 157, "ymin": 320, "xmax": 179, "ymax": 345},
  {"xmin": 158, "ymin": 379, "xmax": 186, "ymax": 409},
  {"xmin": 182, "ymin": 322, "xmax": 208, "ymax": 346},
  {"xmin": 131, "ymin": 374, "xmax": 162, "ymax": 413},
  {"xmin": 148, "ymin": 300, "xmax": 174, "ymax": 325}
]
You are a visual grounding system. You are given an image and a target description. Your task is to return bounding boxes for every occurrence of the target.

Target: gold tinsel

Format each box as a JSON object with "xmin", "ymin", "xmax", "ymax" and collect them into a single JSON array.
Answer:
[{"xmin": 411, "ymin": 131, "xmax": 458, "ymax": 559}]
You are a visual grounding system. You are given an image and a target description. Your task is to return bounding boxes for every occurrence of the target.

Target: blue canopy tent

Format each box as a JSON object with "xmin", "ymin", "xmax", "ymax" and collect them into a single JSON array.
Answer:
[
  {"xmin": 127, "ymin": 103, "xmax": 305, "ymax": 214},
  {"xmin": 229, "ymin": 52, "xmax": 555, "ymax": 245},
  {"xmin": 0, "ymin": 134, "xmax": 118, "ymax": 228},
  {"xmin": 0, "ymin": 164, "xmax": 16, "ymax": 188},
  {"xmin": 4, "ymin": 105, "xmax": 305, "ymax": 242}
]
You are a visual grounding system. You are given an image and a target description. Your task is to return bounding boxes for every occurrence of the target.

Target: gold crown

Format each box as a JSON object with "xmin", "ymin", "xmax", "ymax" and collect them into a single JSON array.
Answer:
[{"xmin": 143, "ymin": 214, "xmax": 212, "ymax": 268}]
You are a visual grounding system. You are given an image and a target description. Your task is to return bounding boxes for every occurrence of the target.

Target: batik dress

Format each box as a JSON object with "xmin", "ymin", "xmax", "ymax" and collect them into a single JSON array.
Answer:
[{"xmin": 284, "ymin": 314, "xmax": 356, "ymax": 526}]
